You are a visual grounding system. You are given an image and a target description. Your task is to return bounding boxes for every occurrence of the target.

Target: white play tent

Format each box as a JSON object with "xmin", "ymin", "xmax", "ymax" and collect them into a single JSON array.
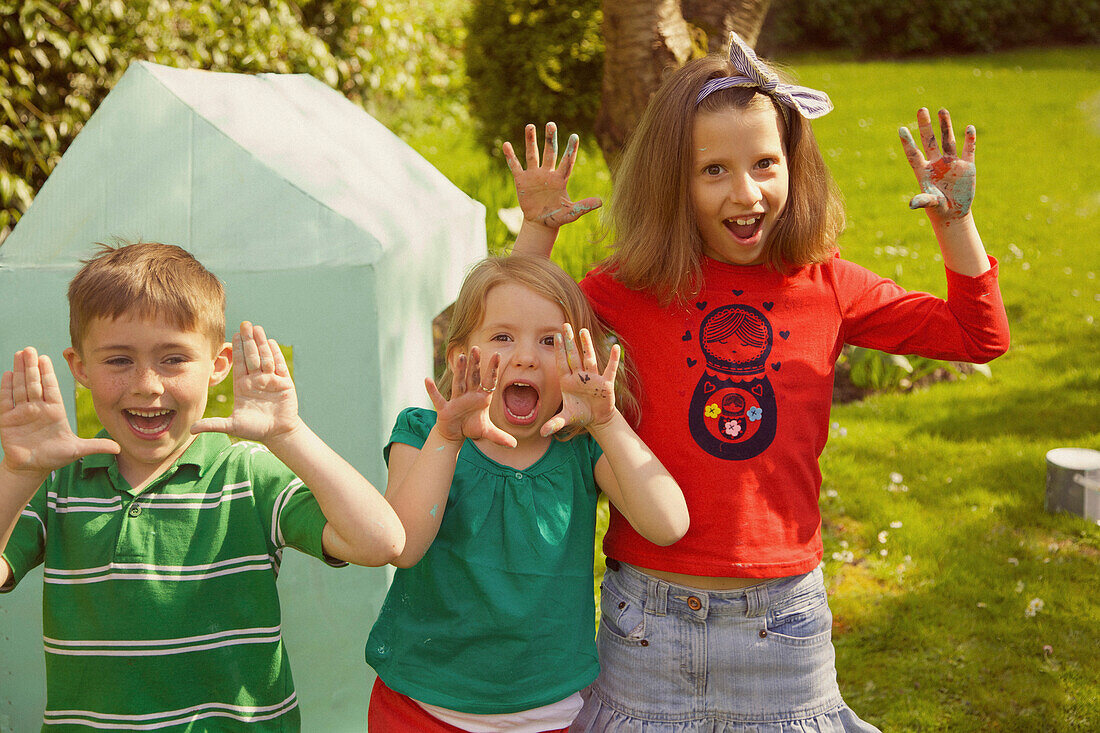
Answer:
[{"xmin": 0, "ymin": 61, "xmax": 486, "ymax": 731}]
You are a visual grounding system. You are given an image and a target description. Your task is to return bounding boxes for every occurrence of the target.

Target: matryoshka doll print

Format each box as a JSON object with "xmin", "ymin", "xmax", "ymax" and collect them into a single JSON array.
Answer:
[{"xmin": 688, "ymin": 304, "xmax": 777, "ymax": 460}]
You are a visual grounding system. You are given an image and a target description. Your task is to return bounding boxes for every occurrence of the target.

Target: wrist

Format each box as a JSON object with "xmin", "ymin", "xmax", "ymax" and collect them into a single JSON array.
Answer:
[
  {"xmin": 0, "ymin": 458, "xmax": 49, "ymax": 495},
  {"xmin": 585, "ymin": 408, "xmax": 623, "ymax": 438},
  {"xmin": 260, "ymin": 417, "xmax": 309, "ymax": 454}
]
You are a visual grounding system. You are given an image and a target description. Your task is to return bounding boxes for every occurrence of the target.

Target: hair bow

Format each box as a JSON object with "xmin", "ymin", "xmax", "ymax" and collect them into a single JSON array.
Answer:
[{"xmin": 695, "ymin": 32, "xmax": 833, "ymax": 120}]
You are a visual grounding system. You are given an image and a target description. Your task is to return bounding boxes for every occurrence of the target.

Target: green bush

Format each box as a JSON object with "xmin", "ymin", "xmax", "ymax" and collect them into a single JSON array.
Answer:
[
  {"xmin": 761, "ymin": 0, "xmax": 1100, "ymax": 56},
  {"xmin": 464, "ymin": 0, "xmax": 603, "ymax": 153},
  {"xmin": 0, "ymin": 0, "xmax": 466, "ymax": 242}
]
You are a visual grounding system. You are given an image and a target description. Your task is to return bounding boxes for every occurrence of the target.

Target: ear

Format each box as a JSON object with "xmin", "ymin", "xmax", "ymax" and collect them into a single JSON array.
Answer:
[
  {"xmin": 63, "ymin": 346, "xmax": 89, "ymax": 387},
  {"xmin": 209, "ymin": 342, "xmax": 233, "ymax": 387}
]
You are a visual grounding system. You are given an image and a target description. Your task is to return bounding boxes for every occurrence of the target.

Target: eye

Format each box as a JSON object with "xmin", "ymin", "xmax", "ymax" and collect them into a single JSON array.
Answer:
[
  {"xmin": 490, "ymin": 333, "xmax": 513, "ymax": 343},
  {"xmin": 756, "ymin": 157, "xmax": 780, "ymax": 171},
  {"xmin": 540, "ymin": 335, "xmax": 556, "ymax": 347},
  {"xmin": 104, "ymin": 357, "xmax": 131, "ymax": 367},
  {"xmin": 163, "ymin": 355, "xmax": 190, "ymax": 365},
  {"xmin": 703, "ymin": 163, "xmax": 724, "ymax": 176}
]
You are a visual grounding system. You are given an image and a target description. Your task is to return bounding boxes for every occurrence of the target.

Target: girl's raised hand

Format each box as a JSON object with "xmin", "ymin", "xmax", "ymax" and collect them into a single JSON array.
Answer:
[
  {"xmin": 0, "ymin": 347, "xmax": 120, "ymax": 476},
  {"xmin": 502, "ymin": 122, "xmax": 602, "ymax": 231},
  {"xmin": 542, "ymin": 324, "xmax": 620, "ymax": 437},
  {"xmin": 426, "ymin": 347, "xmax": 517, "ymax": 449},
  {"xmin": 899, "ymin": 107, "xmax": 976, "ymax": 224}
]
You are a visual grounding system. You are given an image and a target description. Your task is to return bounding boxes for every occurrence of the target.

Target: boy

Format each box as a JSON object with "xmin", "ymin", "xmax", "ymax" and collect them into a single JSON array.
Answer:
[{"xmin": 0, "ymin": 241, "xmax": 405, "ymax": 730}]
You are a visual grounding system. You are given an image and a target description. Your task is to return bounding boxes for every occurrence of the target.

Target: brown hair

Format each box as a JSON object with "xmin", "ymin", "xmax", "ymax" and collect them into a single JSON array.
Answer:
[
  {"xmin": 603, "ymin": 52, "xmax": 845, "ymax": 304},
  {"xmin": 68, "ymin": 241, "xmax": 226, "ymax": 353},
  {"xmin": 440, "ymin": 255, "xmax": 638, "ymax": 433}
]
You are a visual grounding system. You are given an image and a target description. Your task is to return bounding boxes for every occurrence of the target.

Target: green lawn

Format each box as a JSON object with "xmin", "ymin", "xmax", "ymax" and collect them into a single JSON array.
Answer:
[{"xmin": 410, "ymin": 46, "xmax": 1100, "ymax": 731}]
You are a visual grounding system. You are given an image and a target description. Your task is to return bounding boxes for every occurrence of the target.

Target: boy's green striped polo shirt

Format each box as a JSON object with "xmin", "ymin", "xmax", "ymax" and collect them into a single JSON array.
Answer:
[{"xmin": 1, "ymin": 432, "xmax": 341, "ymax": 731}]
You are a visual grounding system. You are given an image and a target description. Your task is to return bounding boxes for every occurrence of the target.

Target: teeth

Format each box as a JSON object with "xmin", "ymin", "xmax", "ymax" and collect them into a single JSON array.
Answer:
[
  {"xmin": 127, "ymin": 409, "xmax": 172, "ymax": 417},
  {"xmin": 731, "ymin": 217, "xmax": 759, "ymax": 226}
]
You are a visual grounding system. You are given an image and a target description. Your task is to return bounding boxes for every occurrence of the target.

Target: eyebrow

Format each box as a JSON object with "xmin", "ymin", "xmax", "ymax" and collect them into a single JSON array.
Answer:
[{"xmin": 90, "ymin": 342, "xmax": 199, "ymax": 354}]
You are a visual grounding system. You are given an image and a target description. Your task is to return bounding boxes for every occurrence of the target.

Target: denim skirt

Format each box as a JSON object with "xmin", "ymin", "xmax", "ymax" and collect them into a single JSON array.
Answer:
[{"xmin": 570, "ymin": 562, "xmax": 880, "ymax": 732}]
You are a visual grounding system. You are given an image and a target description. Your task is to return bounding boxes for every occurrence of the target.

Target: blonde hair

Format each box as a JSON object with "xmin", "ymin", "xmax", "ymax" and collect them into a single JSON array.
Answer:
[
  {"xmin": 440, "ymin": 255, "xmax": 638, "ymax": 434},
  {"xmin": 604, "ymin": 52, "xmax": 845, "ymax": 304},
  {"xmin": 68, "ymin": 241, "xmax": 226, "ymax": 353}
]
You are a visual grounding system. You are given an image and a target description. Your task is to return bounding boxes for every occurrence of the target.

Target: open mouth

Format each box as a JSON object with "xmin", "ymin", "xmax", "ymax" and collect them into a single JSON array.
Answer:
[
  {"xmin": 124, "ymin": 408, "xmax": 175, "ymax": 437},
  {"xmin": 502, "ymin": 382, "xmax": 540, "ymax": 426},
  {"xmin": 724, "ymin": 215, "xmax": 763, "ymax": 242}
]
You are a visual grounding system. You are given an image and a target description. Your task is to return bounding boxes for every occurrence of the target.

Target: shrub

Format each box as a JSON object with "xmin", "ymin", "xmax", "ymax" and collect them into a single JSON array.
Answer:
[
  {"xmin": 760, "ymin": 0, "xmax": 1100, "ymax": 57},
  {"xmin": 464, "ymin": 0, "xmax": 603, "ymax": 154}
]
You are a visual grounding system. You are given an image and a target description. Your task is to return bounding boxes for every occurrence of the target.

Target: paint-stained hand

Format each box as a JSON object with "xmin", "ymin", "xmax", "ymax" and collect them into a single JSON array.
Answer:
[
  {"xmin": 426, "ymin": 347, "xmax": 517, "ymax": 448},
  {"xmin": 191, "ymin": 322, "xmax": 299, "ymax": 441},
  {"xmin": 899, "ymin": 107, "xmax": 976, "ymax": 223},
  {"xmin": 502, "ymin": 122, "xmax": 603, "ymax": 230},
  {"xmin": 543, "ymin": 324, "xmax": 619, "ymax": 437},
  {"xmin": 0, "ymin": 347, "xmax": 120, "ymax": 476}
]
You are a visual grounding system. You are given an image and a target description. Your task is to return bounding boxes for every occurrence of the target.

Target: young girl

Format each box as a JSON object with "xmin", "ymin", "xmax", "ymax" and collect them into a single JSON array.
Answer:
[
  {"xmin": 365, "ymin": 256, "xmax": 689, "ymax": 732},
  {"xmin": 504, "ymin": 33, "xmax": 1010, "ymax": 731}
]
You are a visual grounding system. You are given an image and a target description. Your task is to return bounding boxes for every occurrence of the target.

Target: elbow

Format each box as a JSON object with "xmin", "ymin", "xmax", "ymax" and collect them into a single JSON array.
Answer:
[
  {"xmin": 969, "ymin": 333, "xmax": 1011, "ymax": 364},
  {"xmin": 342, "ymin": 525, "xmax": 407, "ymax": 568},
  {"xmin": 649, "ymin": 512, "xmax": 690, "ymax": 547}
]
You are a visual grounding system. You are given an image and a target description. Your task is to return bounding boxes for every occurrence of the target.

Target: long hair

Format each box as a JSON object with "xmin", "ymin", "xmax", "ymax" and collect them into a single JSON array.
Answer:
[
  {"xmin": 68, "ymin": 240, "xmax": 226, "ymax": 353},
  {"xmin": 439, "ymin": 255, "xmax": 638, "ymax": 433},
  {"xmin": 604, "ymin": 53, "xmax": 845, "ymax": 304}
]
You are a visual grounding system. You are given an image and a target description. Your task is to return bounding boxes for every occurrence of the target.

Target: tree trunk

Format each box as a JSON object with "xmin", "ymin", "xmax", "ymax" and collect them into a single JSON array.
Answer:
[{"xmin": 595, "ymin": 0, "xmax": 773, "ymax": 167}]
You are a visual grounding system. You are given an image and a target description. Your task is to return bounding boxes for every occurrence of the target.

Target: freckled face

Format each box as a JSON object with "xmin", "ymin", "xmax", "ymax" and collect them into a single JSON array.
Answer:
[
  {"xmin": 690, "ymin": 104, "xmax": 790, "ymax": 266},
  {"xmin": 64, "ymin": 314, "xmax": 230, "ymax": 487},
  {"xmin": 461, "ymin": 283, "xmax": 566, "ymax": 444}
]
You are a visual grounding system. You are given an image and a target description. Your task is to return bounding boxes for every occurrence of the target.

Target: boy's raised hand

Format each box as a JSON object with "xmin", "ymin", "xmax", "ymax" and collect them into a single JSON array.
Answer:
[
  {"xmin": 502, "ymin": 122, "xmax": 602, "ymax": 231},
  {"xmin": 191, "ymin": 322, "xmax": 299, "ymax": 442},
  {"xmin": 900, "ymin": 107, "xmax": 977, "ymax": 224},
  {"xmin": 0, "ymin": 347, "xmax": 120, "ymax": 477},
  {"xmin": 426, "ymin": 347, "xmax": 516, "ymax": 449},
  {"xmin": 542, "ymin": 324, "xmax": 619, "ymax": 437}
]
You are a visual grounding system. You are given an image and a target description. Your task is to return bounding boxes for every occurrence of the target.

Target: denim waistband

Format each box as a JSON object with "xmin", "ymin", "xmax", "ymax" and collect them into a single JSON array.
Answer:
[{"xmin": 605, "ymin": 560, "xmax": 820, "ymax": 620}]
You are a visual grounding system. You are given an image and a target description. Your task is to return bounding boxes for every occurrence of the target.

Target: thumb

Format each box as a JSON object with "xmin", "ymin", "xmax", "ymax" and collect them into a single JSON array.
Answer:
[
  {"xmin": 191, "ymin": 417, "xmax": 234, "ymax": 435},
  {"xmin": 908, "ymin": 192, "xmax": 942, "ymax": 210},
  {"xmin": 76, "ymin": 438, "xmax": 121, "ymax": 457}
]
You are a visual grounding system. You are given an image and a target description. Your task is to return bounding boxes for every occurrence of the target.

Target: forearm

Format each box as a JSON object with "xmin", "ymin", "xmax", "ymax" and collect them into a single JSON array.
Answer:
[
  {"xmin": 0, "ymin": 461, "xmax": 47, "ymax": 563},
  {"xmin": 263, "ymin": 421, "xmax": 404, "ymax": 566},
  {"xmin": 384, "ymin": 428, "xmax": 463, "ymax": 567},
  {"xmin": 590, "ymin": 412, "xmax": 689, "ymax": 546},
  {"xmin": 933, "ymin": 212, "xmax": 990, "ymax": 277}
]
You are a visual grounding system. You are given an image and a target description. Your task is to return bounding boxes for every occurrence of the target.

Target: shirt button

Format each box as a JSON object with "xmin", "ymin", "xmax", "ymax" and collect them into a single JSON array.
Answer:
[
  {"xmin": 759, "ymin": 629, "xmax": 768, "ymax": 638},
  {"xmin": 128, "ymin": 505, "xmax": 142, "ymax": 517},
  {"xmin": 514, "ymin": 472, "xmax": 524, "ymax": 479},
  {"xmin": 687, "ymin": 596, "xmax": 702, "ymax": 611},
  {"xmin": 640, "ymin": 639, "xmax": 649, "ymax": 646},
  {"xmin": 618, "ymin": 602, "xmax": 626, "ymax": 610}
]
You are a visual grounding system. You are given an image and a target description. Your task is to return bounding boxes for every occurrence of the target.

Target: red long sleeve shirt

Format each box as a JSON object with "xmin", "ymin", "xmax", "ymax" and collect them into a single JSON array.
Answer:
[{"xmin": 581, "ymin": 254, "xmax": 1010, "ymax": 577}]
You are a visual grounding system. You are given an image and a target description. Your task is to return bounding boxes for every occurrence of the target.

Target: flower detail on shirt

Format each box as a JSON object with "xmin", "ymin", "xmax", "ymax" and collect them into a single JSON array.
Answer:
[
  {"xmin": 705, "ymin": 403, "xmax": 722, "ymax": 418},
  {"xmin": 722, "ymin": 419, "xmax": 742, "ymax": 438},
  {"xmin": 747, "ymin": 406, "xmax": 763, "ymax": 422}
]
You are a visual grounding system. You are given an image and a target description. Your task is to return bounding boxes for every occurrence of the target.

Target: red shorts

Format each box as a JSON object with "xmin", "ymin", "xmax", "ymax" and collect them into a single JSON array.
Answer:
[{"xmin": 368, "ymin": 676, "xmax": 570, "ymax": 733}]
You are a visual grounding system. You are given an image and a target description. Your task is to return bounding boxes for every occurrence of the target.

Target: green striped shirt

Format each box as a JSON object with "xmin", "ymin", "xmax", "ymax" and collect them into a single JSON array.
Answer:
[{"xmin": 2, "ymin": 432, "xmax": 338, "ymax": 731}]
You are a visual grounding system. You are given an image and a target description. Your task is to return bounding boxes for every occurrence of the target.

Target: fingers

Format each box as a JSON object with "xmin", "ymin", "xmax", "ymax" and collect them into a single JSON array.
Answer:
[
  {"xmin": 0, "ymin": 369, "xmax": 12, "ymax": 413},
  {"xmin": 558, "ymin": 133, "xmax": 579, "ymax": 179},
  {"xmin": 541, "ymin": 121, "xmax": 558, "ymax": 169},
  {"xmin": 603, "ymin": 343, "xmax": 621, "ymax": 383},
  {"xmin": 502, "ymin": 141, "xmax": 522, "ymax": 178},
  {"xmin": 485, "ymin": 424, "xmax": 518, "ymax": 449},
  {"xmin": 239, "ymin": 322, "xmax": 262, "ymax": 373},
  {"xmin": 541, "ymin": 415, "xmax": 566, "ymax": 438},
  {"xmin": 577, "ymin": 327, "xmax": 599, "ymax": 373},
  {"xmin": 562, "ymin": 323, "xmax": 580, "ymax": 371},
  {"xmin": 481, "ymin": 351, "xmax": 502, "ymax": 394},
  {"xmin": 38, "ymin": 354, "xmax": 64, "ymax": 404},
  {"xmin": 963, "ymin": 124, "xmax": 976, "ymax": 163},
  {"xmin": 424, "ymin": 377, "xmax": 448, "ymax": 412},
  {"xmin": 9, "ymin": 347, "xmax": 36, "ymax": 405},
  {"xmin": 524, "ymin": 123, "xmax": 539, "ymax": 169},
  {"xmin": 938, "ymin": 108, "xmax": 957, "ymax": 157},
  {"xmin": 916, "ymin": 107, "xmax": 939, "ymax": 160},
  {"xmin": 898, "ymin": 125, "xmax": 926, "ymax": 172},
  {"xmin": 467, "ymin": 345, "xmax": 483, "ymax": 392},
  {"xmin": 268, "ymin": 339, "xmax": 290, "ymax": 378},
  {"xmin": 80, "ymin": 438, "xmax": 121, "ymax": 457}
]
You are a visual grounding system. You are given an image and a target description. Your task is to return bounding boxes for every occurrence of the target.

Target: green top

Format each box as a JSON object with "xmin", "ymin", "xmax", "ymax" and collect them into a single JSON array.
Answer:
[
  {"xmin": 2, "ymin": 432, "xmax": 339, "ymax": 732},
  {"xmin": 366, "ymin": 407, "xmax": 603, "ymax": 714}
]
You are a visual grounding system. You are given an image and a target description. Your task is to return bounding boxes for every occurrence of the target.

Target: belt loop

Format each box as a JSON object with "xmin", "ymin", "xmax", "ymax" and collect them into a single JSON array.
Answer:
[
  {"xmin": 746, "ymin": 582, "xmax": 770, "ymax": 617},
  {"xmin": 645, "ymin": 576, "xmax": 668, "ymax": 616}
]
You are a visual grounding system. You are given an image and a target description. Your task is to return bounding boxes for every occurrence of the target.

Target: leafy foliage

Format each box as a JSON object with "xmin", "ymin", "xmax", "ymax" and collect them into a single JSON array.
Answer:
[
  {"xmin": 464, "ymin": 0, "xmax": 603, "ymax": 153},
  {"xmin": 0, "ymin": 0, "xmax": 467, "ymax": 243},
  {"xmin": 761, "ymin": 0, "xmax": 1100, "ymax": 56}
]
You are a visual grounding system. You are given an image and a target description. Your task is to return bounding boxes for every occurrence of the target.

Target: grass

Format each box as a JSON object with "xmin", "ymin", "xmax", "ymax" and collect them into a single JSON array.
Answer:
[{"xmin": 406, "ymin": 45, "xmax": 1100, "ymax": 730}]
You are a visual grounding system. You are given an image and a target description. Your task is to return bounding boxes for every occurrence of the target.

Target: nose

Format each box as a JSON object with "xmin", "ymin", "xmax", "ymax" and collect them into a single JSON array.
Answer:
[
  {"xmin": 728, "ymin": 172, "xmax": 761, "ymax": 207},
  {"xmin": 511, "ymin": 341, "xmax": 537, "ymax": 369},
  {"xmin": 132, "ymin": 366, "xmax": 165, "ymax": 396}
]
